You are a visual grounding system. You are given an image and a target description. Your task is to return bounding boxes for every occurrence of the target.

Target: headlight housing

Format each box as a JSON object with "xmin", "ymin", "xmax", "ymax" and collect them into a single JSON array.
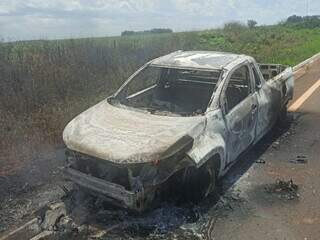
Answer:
[{"xmin": 130, "ymin": 135, "xmax": 195, "ymax": 187}]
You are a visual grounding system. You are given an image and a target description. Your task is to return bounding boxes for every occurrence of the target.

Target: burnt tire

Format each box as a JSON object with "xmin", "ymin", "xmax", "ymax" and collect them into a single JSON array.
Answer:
[
  {"xmin": 134, "ymin": 188, "xmax": 157, "ymax": 213},
  {"xmin": 180, "ymin": 161, "xmax": 217, "ymax": 203}
]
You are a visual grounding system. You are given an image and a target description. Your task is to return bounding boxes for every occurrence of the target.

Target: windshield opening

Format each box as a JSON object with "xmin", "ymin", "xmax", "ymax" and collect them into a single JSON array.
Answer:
[{"xmin": 112, "ymin": 65, "xmax": 221, "ymax": 116}]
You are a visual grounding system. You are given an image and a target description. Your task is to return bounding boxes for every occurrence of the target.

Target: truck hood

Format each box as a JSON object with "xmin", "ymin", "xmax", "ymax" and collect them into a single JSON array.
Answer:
[{"xmin": 63, "ymin": 99, "xmax": 206, "ymax": 164}]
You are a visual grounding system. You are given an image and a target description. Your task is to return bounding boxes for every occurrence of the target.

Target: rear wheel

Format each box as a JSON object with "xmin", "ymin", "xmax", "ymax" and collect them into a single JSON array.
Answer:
[{"xmin": 277, "ymin": 104, "xmax": 288, "ymax": 126}]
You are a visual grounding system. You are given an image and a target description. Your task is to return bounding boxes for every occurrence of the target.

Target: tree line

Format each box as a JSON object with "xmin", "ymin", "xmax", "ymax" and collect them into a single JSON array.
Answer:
[
  {"xmin": 121, "ymin": 28, "xmax": 173, "ymax": 36},
  {"xmin": 284, "ymin": 15, "xmax": 320, "ymax": 28}
]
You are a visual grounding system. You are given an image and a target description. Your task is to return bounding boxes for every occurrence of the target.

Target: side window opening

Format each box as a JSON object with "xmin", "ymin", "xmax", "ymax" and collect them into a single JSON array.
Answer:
[{"xmin": 225, "ymin": 65, "xmax": 251, "ymax": 113}]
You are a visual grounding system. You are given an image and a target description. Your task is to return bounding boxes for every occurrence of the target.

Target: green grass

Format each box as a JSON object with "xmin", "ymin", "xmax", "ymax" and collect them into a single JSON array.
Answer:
[
  {"xmin": 197, "ymin": 26, "xmax": 320, "ymax": 65},
  {"xmin": 1, "ymin": 24, "xmax": 320, "ymax": 172}
]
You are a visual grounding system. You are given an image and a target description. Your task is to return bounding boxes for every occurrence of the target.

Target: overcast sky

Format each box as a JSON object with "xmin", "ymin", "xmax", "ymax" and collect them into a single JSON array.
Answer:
[{"xmin": 0, "ymin": 0, "xmax": 319, "ymax": 41}]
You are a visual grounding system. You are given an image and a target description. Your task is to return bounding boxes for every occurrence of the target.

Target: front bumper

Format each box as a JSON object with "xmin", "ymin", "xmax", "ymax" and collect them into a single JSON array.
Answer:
[{"xmin": 64, "ymin": 167, "xmax": 144, "ymax": 211}]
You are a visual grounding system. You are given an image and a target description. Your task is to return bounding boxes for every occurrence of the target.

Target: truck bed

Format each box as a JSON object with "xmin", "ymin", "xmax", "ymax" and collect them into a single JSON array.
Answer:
[{"xmin": 259, "ymin": 64, "xmax": 287, "ymax": 80}]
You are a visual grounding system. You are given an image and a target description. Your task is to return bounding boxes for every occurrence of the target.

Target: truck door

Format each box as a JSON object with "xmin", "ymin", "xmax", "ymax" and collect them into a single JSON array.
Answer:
[
  {"xmin": 251, "ymin": 63, "xmax": 281, "ymax": 141},
  {"xmin": 222, "ymin": 64, "xmax": 258, "ymax": 164}
]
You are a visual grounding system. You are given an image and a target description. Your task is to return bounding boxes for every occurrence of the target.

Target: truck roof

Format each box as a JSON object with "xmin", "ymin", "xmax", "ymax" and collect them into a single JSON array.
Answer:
[{"xmin": 150, "ymin": 51, "xmax": 251, "ymax": 70}]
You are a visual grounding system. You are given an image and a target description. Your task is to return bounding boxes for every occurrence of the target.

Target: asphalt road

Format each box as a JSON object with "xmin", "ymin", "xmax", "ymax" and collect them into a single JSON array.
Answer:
[{"xmin": 211, "ymin": 57, "xmax": 320, "ymax": 239}]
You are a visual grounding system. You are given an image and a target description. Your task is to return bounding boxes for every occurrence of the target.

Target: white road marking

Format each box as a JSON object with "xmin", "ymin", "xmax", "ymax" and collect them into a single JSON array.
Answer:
[{"xmin": 289, "ymin": 78, "xmax": 320, "ymax": 112}]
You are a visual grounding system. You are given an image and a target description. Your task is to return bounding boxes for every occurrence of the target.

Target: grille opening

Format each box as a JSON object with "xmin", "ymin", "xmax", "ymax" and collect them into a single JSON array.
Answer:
[{"xmin": 70, "ymin": 153, "xmax": 132, "ymax": 190}]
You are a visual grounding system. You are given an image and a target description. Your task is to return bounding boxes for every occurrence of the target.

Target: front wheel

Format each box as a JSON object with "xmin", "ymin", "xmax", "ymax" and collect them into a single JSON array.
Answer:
[{"xmin": 180, "ymin": 161, "xmax": 217, "ymax": 203}]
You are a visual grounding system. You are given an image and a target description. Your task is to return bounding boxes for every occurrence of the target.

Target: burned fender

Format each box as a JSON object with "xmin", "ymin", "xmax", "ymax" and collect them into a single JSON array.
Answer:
[
  {"xmin": 186, "ymin": 133, "xmax": 226, "ymax": 177},
  {"xmin": 134, "ymin": 135, "xmax": 196, "ymax": 188}
]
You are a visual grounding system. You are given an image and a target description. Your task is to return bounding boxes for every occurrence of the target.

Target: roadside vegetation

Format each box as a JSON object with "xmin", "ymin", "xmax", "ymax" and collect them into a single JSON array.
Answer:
[{"xmin": 1, "ymin": 17, "xmax": 320, "ymax": 175}]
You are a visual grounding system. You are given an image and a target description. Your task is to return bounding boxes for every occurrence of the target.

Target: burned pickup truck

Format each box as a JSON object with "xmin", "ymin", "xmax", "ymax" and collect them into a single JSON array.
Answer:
[{"xmin": 63, "ymin": 51, "xmax": 294, "ymax": 211}]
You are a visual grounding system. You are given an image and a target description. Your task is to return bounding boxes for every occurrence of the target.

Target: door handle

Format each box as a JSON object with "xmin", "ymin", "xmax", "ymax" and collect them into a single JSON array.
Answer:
[
  {"xmin": 251, "ymin": 104, "xmax": 257, "ymax": 110},
  {"xmin": 251, "ymin": 104, "xmax": 258, "ymax": 113},
  {"xmin": 231, "ymin": 120, "xmax": 243, "ymax": 134}
]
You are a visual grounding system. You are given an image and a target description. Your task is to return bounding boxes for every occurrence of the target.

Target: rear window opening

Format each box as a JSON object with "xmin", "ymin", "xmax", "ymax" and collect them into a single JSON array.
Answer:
[{"xmin": 112, "ymin": 66, "xmax": 221, "ymax": 116}]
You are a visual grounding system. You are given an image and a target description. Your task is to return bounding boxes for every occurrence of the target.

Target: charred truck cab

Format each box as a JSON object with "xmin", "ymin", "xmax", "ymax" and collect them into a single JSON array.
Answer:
[{"xmin": 63, "ymin": 51, "xmax": 294, "ymax": 211}]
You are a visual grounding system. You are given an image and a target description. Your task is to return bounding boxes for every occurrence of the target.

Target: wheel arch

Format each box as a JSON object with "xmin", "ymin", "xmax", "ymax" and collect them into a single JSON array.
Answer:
[{"xmin": 206, "ymin": 153, "xmax": 222, "ymax": 178}]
